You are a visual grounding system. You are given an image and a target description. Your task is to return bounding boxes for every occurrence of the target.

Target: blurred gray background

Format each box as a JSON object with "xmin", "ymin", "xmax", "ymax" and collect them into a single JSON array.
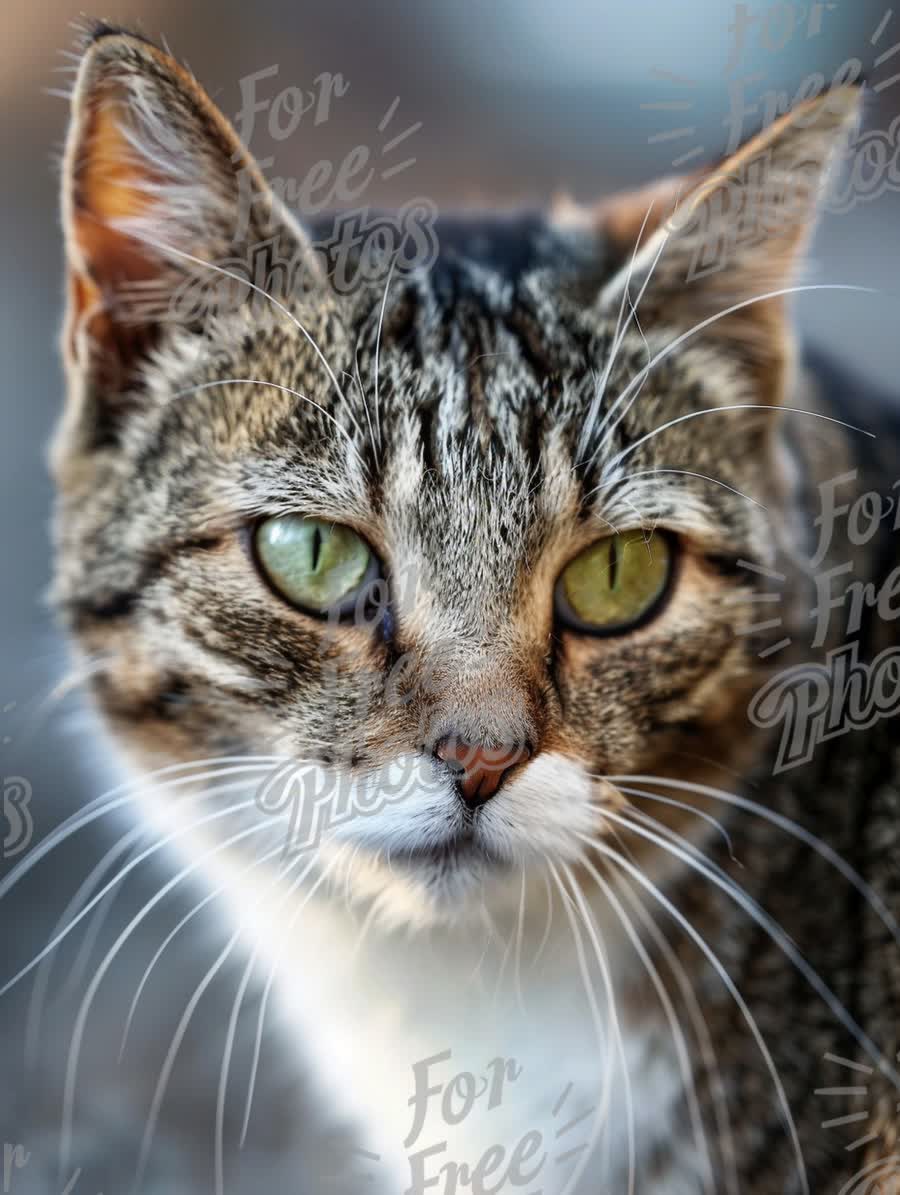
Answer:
[{"xmin": 2, "ymin": 0, "xmax": 899, "ymax": 1190}]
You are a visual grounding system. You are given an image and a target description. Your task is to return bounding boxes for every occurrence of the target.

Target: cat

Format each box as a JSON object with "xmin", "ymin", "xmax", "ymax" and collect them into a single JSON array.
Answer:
[{"xmin": 45, "ymin": 21, "xmax": 900, "ymax": 1194}]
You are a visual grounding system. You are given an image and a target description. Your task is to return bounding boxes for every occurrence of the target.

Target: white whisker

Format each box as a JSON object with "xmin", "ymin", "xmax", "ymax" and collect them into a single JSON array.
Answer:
[
  {"xmin": 588, "ymin": 467, "xmax": 766, "ymax": 510},
  {"xmin": 170, "ymin": 379, "xmax": 367, "ymax": 469},
  {"xmin": 579, "ymin": 854, "xmax": 717, "ymax": 1195},
  {"xmin": 514, "ymin": 868, "xmax": 527, "ymax": 1016},
  {"xmin": 614, "ymin": 872, "xmax": 740, "ymax": 1195},
  {"xmin": 206, "ymin": 851, "xmax": 321, "ymax": 1195},
  {"xmin": 60, "ymin": 814, "xmax": 274, "ymax": 1178},
  {"xmin": 547, "ymin": 862, "xmax": 616, "ymax": 1195},
  {"xmin": 24, "ymin": 823, "xmax": 146, "ymax": 1074},
  {"xmin": 602, "ymin": 780, "xmax": 739, "ymax": 861},
  {"xmin": 580, "ymin": 831, "xmax": 810, "ymax": 1194},
  {"xmin": 351, "ymin": 343, "xmax": 379, "ymax": 467},
  {"xmin": 606, "ymin": 401, "xmax": 874, "ymax": 478},
  {"xmin": 564, "ymin": 861, "xmax": 636, "ymax": 1195},
  {"xmin": 373, "ymin": 253, "xmax": 398, "ymax": 454},
  {"xmin": 604, "ymin": 805, "xmax": 900, "ymax": 1091},
  {"xmin": 592, "ymin": 282, "xmax": 876, "ymax": 482},
  {"xmin": 5, "ymin": 784, "xmax": 266, "ymax": 1001},
  {"xmin": 530, "ymin": 867, "xmax": 555, "ymax": 973},
  {"xmin": 577, "ymin": 199, "xmax": 659, "ymax": 460},
  {"xmin": 236, "ymin": 850, "xmax": 342, "ymax": 1148},
  {"xmin": 0, "ymin": 758, "xmax": 283, "ymax": 909},
  {"xmin": 119, "ymin": 885, "xmax": 221, "ymax": 1061},
  {"xmin": 609, "ymin": 775, "xmax": 900, "ymax": 949},
  {"xmin": 121, "ymin": 229, "xmax": 367, "ymax": 449}
]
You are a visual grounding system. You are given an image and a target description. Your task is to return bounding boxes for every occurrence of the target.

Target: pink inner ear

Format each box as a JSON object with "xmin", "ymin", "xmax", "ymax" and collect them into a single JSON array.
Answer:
[
  {"xmin": 71, "ymin": 92, "xmax": 166, "ymax": 298},
  {"xmin": 66, "ymin": 88, "xmax": 178, "ymax": 386}
]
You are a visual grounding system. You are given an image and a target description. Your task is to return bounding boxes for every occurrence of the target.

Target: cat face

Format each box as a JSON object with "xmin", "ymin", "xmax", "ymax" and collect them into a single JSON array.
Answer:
[{"xmin": 53, "ymin": 27, "xmax": 859, "ymax": 924}]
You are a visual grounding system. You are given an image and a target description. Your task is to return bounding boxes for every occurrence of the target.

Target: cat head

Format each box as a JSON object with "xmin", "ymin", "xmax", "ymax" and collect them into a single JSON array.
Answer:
[{"xmin": 53, "ymin": 26, "xmax": 860, "ymax": 926}]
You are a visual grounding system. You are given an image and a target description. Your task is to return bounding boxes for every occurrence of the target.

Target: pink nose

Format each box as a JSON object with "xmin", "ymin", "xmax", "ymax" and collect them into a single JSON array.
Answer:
[{"xmin": 434, "ymin": 737, "xmax": 531, "ymax": 808}]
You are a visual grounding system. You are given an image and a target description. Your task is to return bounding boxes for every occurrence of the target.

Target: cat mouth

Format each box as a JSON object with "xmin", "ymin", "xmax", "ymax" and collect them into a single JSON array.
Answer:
[{"xmin": 392, "ymin": 831, "xmax": 505, "ymax": 873}]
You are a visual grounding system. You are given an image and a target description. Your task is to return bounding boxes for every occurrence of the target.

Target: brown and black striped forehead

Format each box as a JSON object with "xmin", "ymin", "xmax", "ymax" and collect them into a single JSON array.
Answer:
[{"xmin": 303, "ymin": 208, "xmax": 676, "ymax": 474}]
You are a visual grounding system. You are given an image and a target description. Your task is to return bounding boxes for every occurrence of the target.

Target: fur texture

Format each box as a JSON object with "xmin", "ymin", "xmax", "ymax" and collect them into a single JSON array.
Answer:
[{"xmin": 48, "ymin": 25, "xmax": 900, "ymax": 1193}]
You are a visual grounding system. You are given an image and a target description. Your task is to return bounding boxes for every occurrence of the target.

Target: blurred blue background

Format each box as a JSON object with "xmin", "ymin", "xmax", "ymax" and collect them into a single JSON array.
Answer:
[{"xmin": 1, "ymin": 0, "xmax": 899, "ymax": 1188}]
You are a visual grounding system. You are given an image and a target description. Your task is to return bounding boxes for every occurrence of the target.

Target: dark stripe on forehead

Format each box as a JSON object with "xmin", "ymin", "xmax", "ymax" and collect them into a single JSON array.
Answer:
[
  {"xmin": 429, "ymin": 212, "xmax": 564, "ymax": 285},
  {"xmin": 322, "ymin": 209, "xmax": 610, "ymax": 469},
  {"xmin": 309, "ymin": 210, "xmax": 586, "ymax": 288}
]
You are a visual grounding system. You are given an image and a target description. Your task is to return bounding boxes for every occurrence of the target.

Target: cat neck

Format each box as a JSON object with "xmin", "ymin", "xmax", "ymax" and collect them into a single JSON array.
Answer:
[{"xmin": 204, "ymin": 840, "xmax": 690, "ymax": 1194}]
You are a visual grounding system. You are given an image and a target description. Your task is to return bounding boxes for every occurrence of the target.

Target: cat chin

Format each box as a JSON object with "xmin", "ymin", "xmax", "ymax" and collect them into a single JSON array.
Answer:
[
  {"xmin": 322, "ymin": 845, "xmax": 513, "ymax": 931},
  {"xmin": 311, "ymin": 750, "xmax": 606, "ymax": 930}
]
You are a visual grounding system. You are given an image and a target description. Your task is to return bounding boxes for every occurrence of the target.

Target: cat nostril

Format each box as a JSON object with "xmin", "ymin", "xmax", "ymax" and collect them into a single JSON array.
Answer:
[{"xmin": 433, "ymin": 736, "xmax": 532, "ymax": 809}]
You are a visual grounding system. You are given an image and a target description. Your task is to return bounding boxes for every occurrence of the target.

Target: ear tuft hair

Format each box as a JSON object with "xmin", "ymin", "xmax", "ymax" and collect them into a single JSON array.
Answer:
[{"xmin": 78, "ymin": 19, "xmax": 155, "ymax": 49}]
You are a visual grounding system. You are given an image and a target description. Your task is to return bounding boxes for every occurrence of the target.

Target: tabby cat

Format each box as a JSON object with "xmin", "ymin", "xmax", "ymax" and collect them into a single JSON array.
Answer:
[{"xmin": 46, "ymin": 22, "xmax": 900, "ymax": 1194}]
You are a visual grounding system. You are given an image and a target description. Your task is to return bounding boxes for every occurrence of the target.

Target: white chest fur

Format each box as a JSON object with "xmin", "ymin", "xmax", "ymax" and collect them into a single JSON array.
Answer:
[{"xmin": 228, "ymin": 875, "xmax": 697, "ymax": 1195}]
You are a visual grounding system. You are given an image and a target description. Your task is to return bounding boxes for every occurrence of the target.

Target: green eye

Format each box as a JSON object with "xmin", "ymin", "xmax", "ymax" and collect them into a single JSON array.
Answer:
[
  {"xmin": 254, "ymin": 516, "xmax": 375, "ymax": 615},
  {"xmin": 555, "ymin": 530, "xmax": 672, "ymax": 633}
]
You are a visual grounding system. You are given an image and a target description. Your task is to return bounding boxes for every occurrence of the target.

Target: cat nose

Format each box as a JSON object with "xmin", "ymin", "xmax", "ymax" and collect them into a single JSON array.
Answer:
[{"xmin": 433, "ymin": 736, "xmax": 532, "ymax": 809}]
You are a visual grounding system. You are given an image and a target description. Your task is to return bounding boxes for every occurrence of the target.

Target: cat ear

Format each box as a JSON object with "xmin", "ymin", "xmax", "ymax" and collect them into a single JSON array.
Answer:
[
  {"xmin": 61, "ymin": 27, "xmax": 317, "ymax": 398},
  {"xmin": 596, "ymin": 86, "xmax": 863, "ymax": 386}
]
